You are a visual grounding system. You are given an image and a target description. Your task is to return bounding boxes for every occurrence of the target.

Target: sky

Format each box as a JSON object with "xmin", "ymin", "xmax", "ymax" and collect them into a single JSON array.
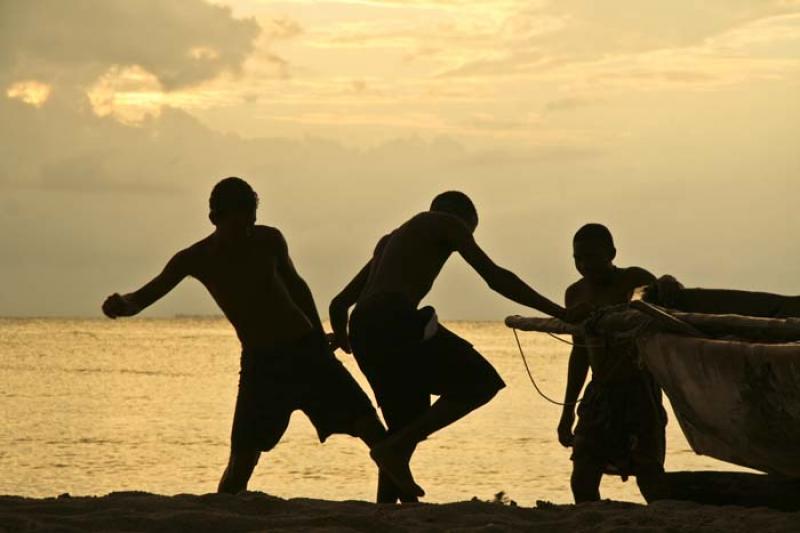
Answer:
[{"xmin": 1, "ymin": 0, "xmax": 798, "ymax": 319}]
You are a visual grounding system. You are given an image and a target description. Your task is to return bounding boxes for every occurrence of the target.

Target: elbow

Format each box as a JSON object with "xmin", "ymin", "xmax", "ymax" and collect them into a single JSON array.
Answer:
[{"xmin": 329, "ymin": 294, "xmax": 349, "ymax": 316}]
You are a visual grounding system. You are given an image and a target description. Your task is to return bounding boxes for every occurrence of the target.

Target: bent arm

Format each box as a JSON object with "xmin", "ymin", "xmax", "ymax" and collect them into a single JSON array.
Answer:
[
  {"xmin": 329, "ymin": 260, "xmax": 372, "ymax": 353},
  {"xmin": 275, "ymin": 231, "xmax": 325, "ymax": 333},
  {"xmin": 563, "ymin": 345, "xmax": 589, "ymax": 407},
  {"xmin": 103, "ymin": 251, "xmax": 189, "ymax": 318},
  {"xmin": 450, "ymin": 222, "xmax": 565, "ymax": 318},
  {"xmin": 329, "ymin": 235, "xmax": 387, "ymax": 352},
  {"xmin": 555, "ymin": 286, "xmax": 590, "ymax": 446}
]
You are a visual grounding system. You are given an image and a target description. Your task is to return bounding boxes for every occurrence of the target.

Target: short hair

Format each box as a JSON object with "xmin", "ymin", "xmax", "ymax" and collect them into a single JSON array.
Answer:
[
  {"xmin": 573, "ymin": 223, "xmax": 614, "ymax": 248},
  {"xmin": 430, "ymin": 191, "xmax": 478, "ymax": 225},
  {"xmin": 209, "ymin": 177, "xmax": 258, "ymax": 219}
]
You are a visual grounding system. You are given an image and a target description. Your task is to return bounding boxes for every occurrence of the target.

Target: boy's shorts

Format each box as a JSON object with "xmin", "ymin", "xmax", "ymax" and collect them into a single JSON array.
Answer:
[{"xmin": 231, "ymin": 331, "xmax": 377, "ymax": 451}]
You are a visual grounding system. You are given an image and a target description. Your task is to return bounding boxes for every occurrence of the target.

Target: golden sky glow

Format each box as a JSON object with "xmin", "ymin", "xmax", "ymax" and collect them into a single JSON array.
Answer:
[
  {"xmin": 12, "ymin": 0, "xmax": 793, "ymax": 143},
  {"xmin": 0, "ymin": 0, "xmax": 798, "ymax": 317}
]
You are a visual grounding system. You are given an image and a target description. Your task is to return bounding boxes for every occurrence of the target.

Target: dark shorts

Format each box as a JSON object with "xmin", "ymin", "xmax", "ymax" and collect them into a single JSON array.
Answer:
[
  {"xmin": 572, "ymin": 372, "xmax": 667, "ymax": 477},
  {"xmin": 231, "ymin": 332, "xmax": 377, "ymax": 452},
  {"xmin": 349, "ymin": 293, "xmax": 505, "ymax": 431}
]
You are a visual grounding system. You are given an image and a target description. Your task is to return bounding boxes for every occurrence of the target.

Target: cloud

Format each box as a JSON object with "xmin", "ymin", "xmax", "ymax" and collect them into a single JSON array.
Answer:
[
  {"xmin": 0, "ymin": 0, "xmax": 260, "ymax": 91},
  {"xmin": 1, "ymin": 0, "xmax": 798, "ymax": 318},
  {"xmin": 6, "ymin": 80, "xmax": 52, "ymax": 107},
  {"xmin": 440, "ymin": 0, "xmax": 800, "ymax": 78},
  {"xmin": 263, "ymin": 17, "xmax": 304, "ymax": 41},
  {"xmin": 531, "ymin": 0, "xmax": 796, "ymax": 56},
  {"xmin": 543, "ymin": 96, "xmax": 598, "ymax": 113},
  {"xmin": 1, "ymin": 75, "xmax": 798, "ymax": 318}
]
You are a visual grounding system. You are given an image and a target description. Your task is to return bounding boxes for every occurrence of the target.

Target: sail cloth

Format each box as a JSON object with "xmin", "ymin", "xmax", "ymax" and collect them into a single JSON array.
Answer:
[
  {"xmin": 642, "ymin": 288, "xmax": 800, "ymax": 477},
  {"xmin": 640, "ymin": 333, "xmax": 800, "ymax": 478}
]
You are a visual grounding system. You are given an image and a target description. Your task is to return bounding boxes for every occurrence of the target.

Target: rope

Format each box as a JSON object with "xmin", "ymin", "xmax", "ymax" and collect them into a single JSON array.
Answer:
[
  {"xmin": 512, "ymin": 328, "xmax": 582, "ymax": 406},
  {"xmin": 546, "ymin": 331, "xmax": 605, "ymax": 348},
  {"xmin": 513, "ymin": 317, "xmax": 655, "ymax": 408}
]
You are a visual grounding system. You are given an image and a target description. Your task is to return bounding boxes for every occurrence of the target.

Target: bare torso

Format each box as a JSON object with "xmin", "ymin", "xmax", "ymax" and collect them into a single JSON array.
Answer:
[
  {"xmin": 567, "ymin": 267, "xmax": 655, "ymax": 381},
  {"xmin": 358, "ymin": 212, "xmax": 457, "ymax": 308},
  {"xmin": 184, "ymin": 226, "xmax": 313, "ymax": 350}
]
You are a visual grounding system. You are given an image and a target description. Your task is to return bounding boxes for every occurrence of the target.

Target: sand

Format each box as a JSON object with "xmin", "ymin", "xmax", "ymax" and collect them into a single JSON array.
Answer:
[{"xmin": 2, "ymin": 492, "xmax": 799, "ymax": 532}]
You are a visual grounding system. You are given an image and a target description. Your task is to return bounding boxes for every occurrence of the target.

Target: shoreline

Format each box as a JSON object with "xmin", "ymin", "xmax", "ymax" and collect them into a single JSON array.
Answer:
[{"xmin": 2, "ymin": 491, "xmax": 799, "ymax": 532}]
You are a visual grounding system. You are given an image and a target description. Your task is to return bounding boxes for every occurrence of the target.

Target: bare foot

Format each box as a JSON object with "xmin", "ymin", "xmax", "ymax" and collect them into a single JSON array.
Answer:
[{"xmin": 370, "ymin": 441, "xmax": 425, "ymax": 499}]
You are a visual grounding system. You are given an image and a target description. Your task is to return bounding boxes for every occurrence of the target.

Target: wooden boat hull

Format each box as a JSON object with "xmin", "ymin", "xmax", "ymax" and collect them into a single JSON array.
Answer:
[{"xmin": 639, "ymin": 333, "xmax": 800, "ymax": 478}]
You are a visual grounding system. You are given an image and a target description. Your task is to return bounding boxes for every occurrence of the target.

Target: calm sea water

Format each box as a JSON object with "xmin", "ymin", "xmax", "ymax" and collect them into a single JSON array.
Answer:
[{"xmin": 0, "ymin": 318, "xmax": 747, "ymax": 505}]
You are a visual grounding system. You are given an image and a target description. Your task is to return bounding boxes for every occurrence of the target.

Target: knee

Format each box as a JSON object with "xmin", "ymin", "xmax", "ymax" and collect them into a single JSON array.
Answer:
[
  {"xmin": 458, "ymin": 382, "xmax": 502, "ymax": 410},
  {"xmin": 475, "ymin": 383, "xmax": 502, "ymax": 406}
]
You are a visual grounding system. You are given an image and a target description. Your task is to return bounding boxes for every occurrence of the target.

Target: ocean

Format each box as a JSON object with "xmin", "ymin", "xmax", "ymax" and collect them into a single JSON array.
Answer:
[{"xmin": 0, "ymin": 318, "xmax": 747, "ymax": 505}]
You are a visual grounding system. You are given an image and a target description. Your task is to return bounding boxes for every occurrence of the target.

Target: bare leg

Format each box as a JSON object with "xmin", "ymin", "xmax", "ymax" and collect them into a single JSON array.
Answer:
[
  {"xmin": 369, "ymin": 391, "xmax": 496, "ymax": 503},
  {"xmin": 217, "ymin": 449, "xmax": 261, "ymax": 494},
  {"xmin": 571, "ymin": 459, "xmax": 603, "ymax": 503},
  {"xmin": 373, "ymin": 394, "xmax": 429, "ymax": 504},
  {"xmin": 353, "ymin": 414, "xmax": 425, "ymax": 499},
  {"xmin": 376, "ymin": 441, "xmax": 419, "ymax": 504},
  {"xmin": 637, "ymin": 468, "xmax": 669, "ymax": 503},
  {"xmin": 372, "ymin": 391, "xmax": 497, "ymax": 461}
]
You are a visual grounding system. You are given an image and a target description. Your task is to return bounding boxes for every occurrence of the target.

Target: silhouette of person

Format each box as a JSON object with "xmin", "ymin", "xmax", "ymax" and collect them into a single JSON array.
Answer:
[
  {"xmin": 102, "ymin": 177, "xmax": 422, "ymax": 498},
  {"xmin": 558, "ymin": 223, "xmax": 667, "ymax": 503},
  {"xmin": 329, "ymin": 191, "xmax": 570, "ymax": 503}
]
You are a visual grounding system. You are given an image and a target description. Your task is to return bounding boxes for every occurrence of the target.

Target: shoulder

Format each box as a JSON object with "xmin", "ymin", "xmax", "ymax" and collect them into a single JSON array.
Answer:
[
  {"xmin": 180, "ymin": 237, "xmax": 210, "ymax": 259},
  {"xmin": 395, "ymin": 212, "xmax": 468, "ymax": 246},
  {"xmin": 621, "ymin": 266, "xmax": 656, "ymax": 286},
  {"xmin": 429, "ymin": 210, "xmax": 466, "ymax": 226},
  {"xmin": 375, "ymin": 232, "xmax": 392, "ymax": 251},
  {"xmin": 254, "ymin": 224, "xmax": 282, "ymax": 239},
  {"xmin": 253, "ymin": 225, "xmax": 286, "ymax": 247},
  {"xmin": 420, "ymin": 211, "xmax": 473, "ymax": 244},
  {"xmin": 565, "ymin": 279, "xmax": 586, "ymax": 305},
  {"xmin": 168, "ymin": 240, "xmax": 206, "ymax": 274}
]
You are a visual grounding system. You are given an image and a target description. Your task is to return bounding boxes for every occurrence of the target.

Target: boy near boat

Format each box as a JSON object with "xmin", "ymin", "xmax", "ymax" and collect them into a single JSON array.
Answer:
[{"xmin": 559, "ymin": 223, "xmax": 668, "ymax": 503}]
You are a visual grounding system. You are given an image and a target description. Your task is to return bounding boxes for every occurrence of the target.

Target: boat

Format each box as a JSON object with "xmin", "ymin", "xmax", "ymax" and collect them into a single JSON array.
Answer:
[{"xmin": 505, "ymin": 288, "xmax": 800, "ymax": 509}]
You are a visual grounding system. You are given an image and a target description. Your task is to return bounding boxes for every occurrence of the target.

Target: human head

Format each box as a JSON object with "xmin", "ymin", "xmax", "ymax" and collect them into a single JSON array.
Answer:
[
  {"xmin": 430, "ymin": 191, "xmax": 478, "ymax": 232},
  {"xmin": 209, "ymin": 177, "xmax": 258, "ymax": 230},
  {"xmin": 572, "ymin": 223, "xmax": 616, "ymax": 283}
]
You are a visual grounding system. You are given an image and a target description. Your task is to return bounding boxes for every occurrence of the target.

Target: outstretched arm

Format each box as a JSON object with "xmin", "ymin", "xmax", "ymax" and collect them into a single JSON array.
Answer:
[
  {"xmin": 102, "ymin": 251, "xmax": 190, "ymax": 318},
  {"xmin": 643, "ymin": 274, "xmax": 683, "ymax": 307},
  {"xmin": 446, "ymin": 218, "xmax": 566, "ymax": 319},
  {"xmin": 274, "ymin": 230, "xmax": 325, "ymax": 334}
]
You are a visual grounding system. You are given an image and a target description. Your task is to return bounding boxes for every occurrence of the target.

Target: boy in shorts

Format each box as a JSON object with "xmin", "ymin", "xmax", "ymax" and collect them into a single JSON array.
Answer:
[
  {"xmin": 558, "ymin": 223, "xmax": 667, "ymax": 503},
  {"xmin": 102, "ymin": 177, "xmax": 421, "ymax": 498},
  {"xmin": 330, "ymin": 191, "xmax": 570, "ymax": 502}
]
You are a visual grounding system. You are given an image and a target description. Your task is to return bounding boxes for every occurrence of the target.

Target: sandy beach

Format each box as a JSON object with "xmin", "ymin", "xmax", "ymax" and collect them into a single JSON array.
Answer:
[{"xmin": 2, "ymin": 491, "xmax": 799, "ymax": 532}]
